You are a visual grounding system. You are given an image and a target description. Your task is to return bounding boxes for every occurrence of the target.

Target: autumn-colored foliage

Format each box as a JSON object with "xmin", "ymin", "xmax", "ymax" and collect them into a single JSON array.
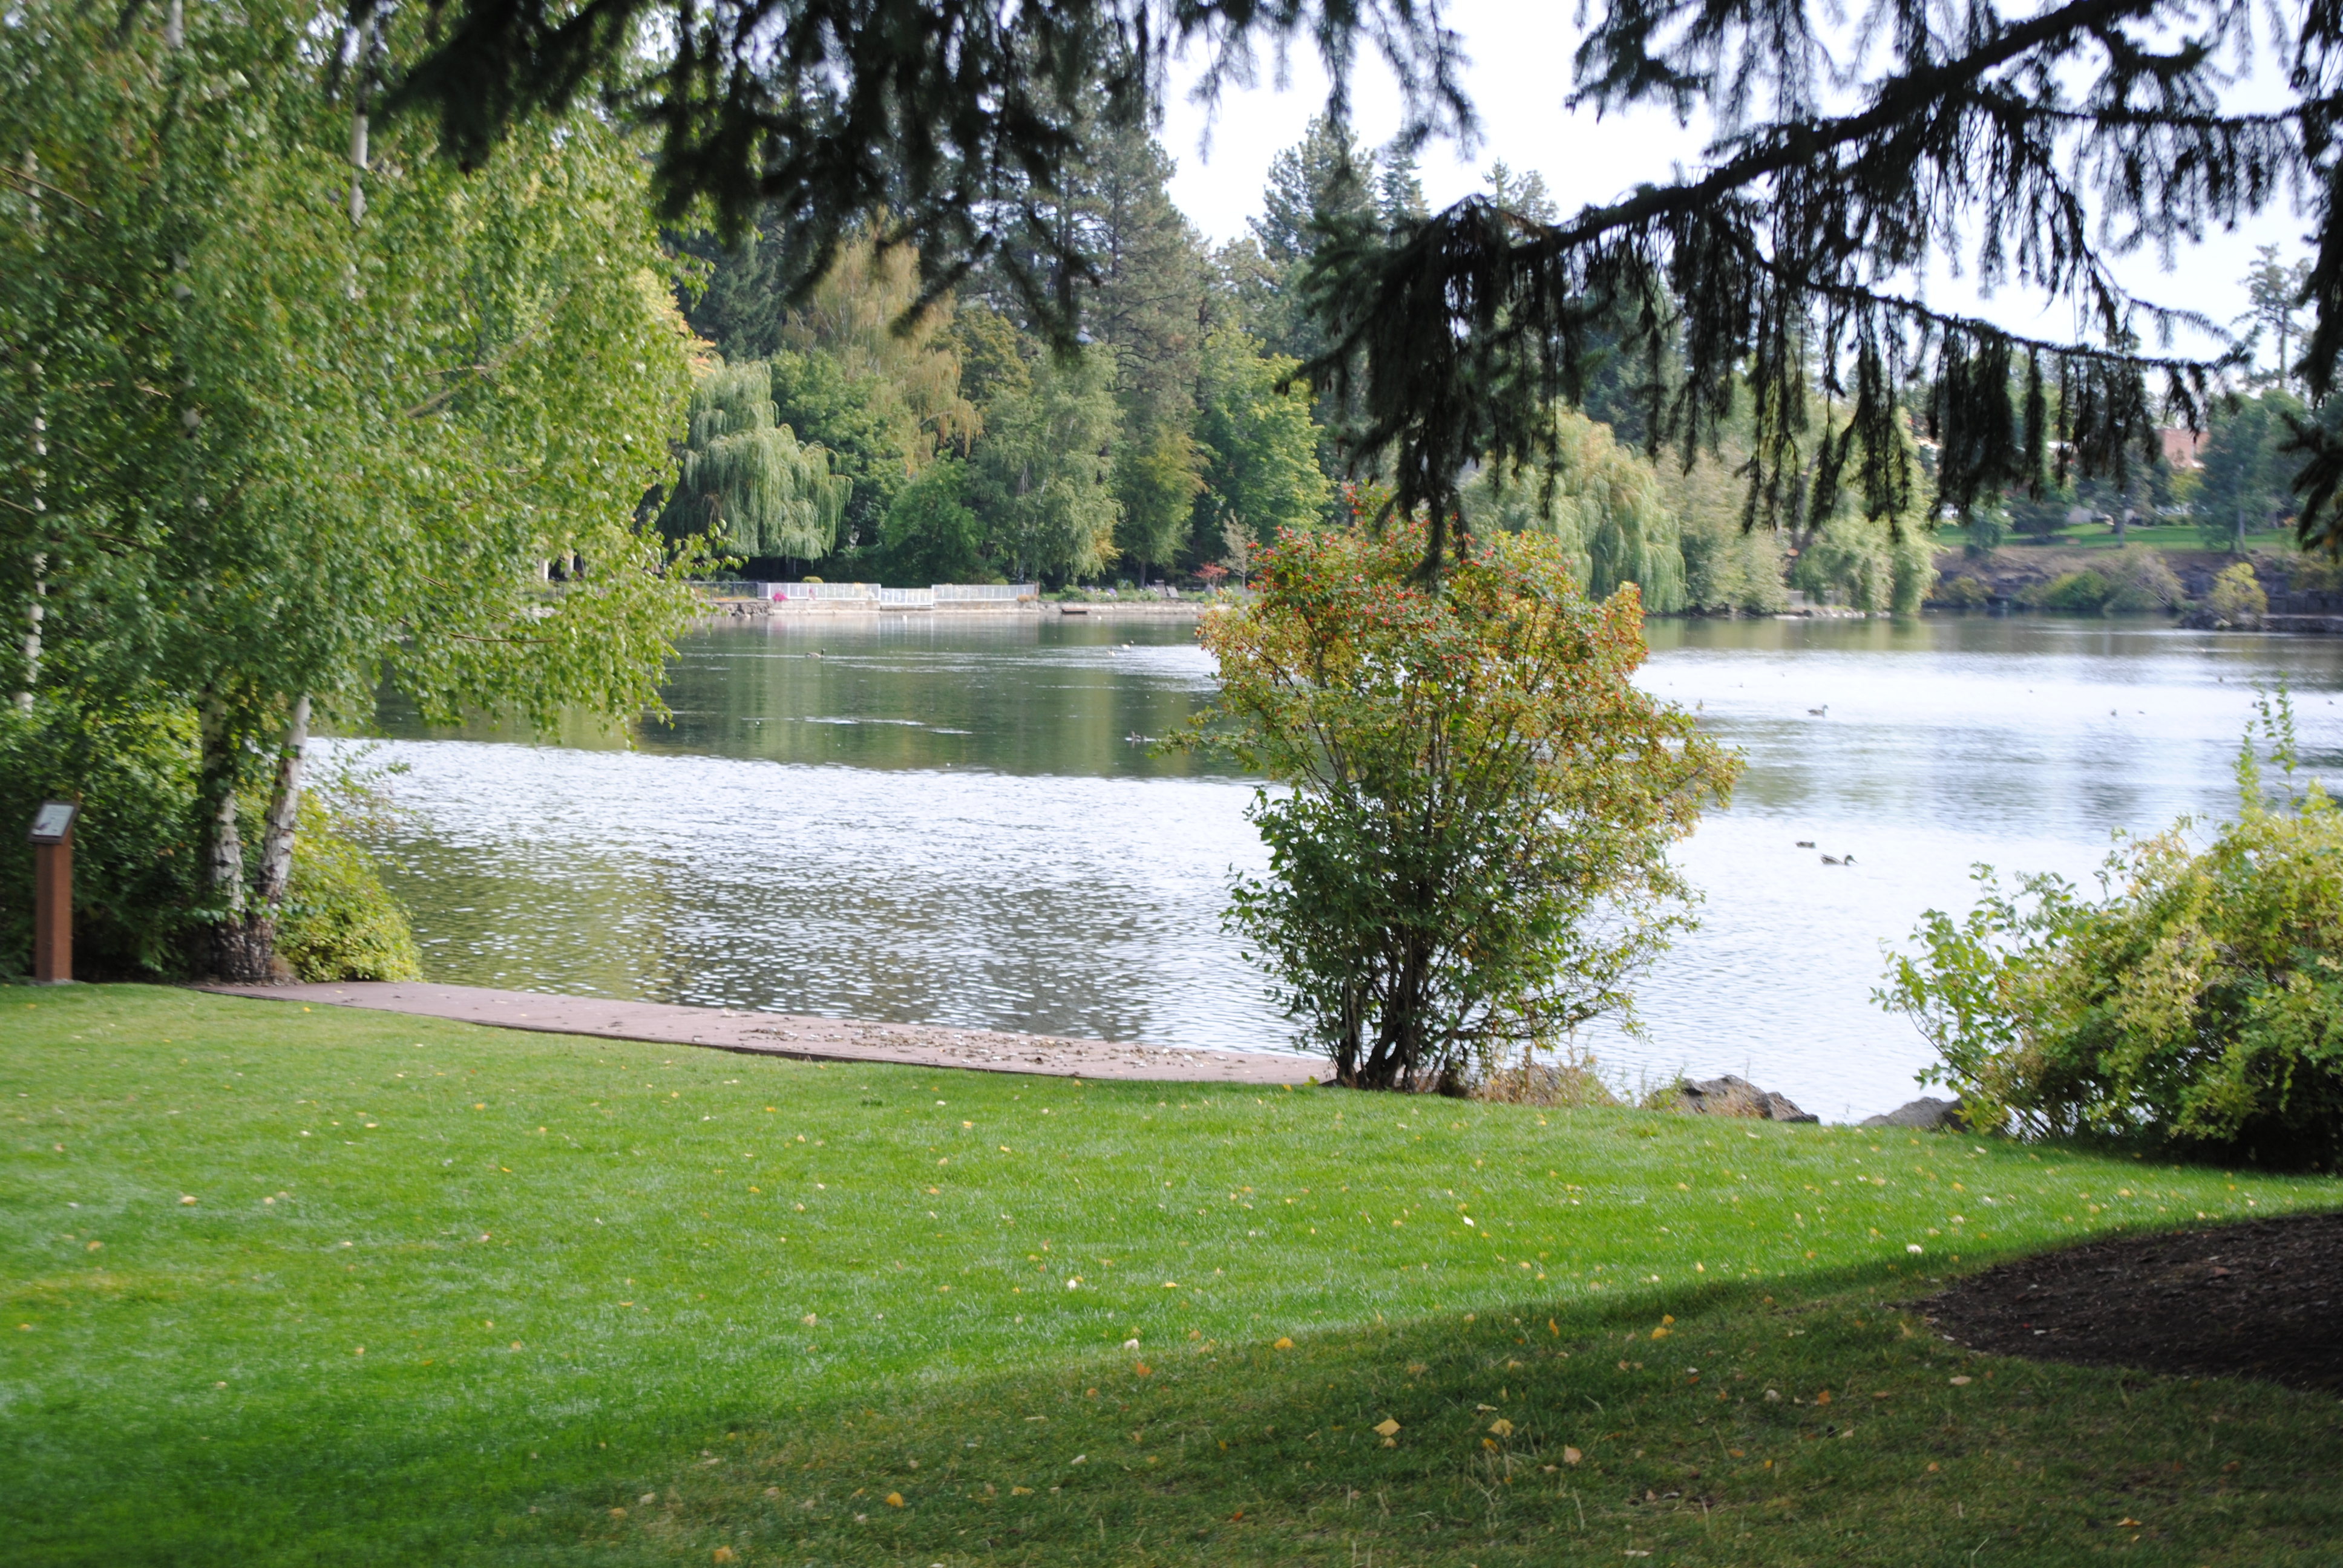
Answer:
[{"xmin": 1192, "ymin": 512, "xmax": 1738, "ymax": 1089}]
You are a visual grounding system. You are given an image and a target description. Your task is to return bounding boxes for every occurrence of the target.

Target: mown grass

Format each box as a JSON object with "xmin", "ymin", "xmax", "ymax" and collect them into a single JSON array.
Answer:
[{"xmin": 4, "ymin": 984, "xmax": 2339, "ymax": 1566}]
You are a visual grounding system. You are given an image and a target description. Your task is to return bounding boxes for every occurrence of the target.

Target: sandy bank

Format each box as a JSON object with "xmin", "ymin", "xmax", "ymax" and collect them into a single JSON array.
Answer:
[{"xmin": 196, "ymin": 981, "xmax": 1316, "ymax": 1085}]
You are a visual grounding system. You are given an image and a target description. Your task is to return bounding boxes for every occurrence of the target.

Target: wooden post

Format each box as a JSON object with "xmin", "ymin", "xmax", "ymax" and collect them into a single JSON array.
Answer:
[{"xmin": 28, "ymin": 800, "xmax": 76, "ymax": 985}]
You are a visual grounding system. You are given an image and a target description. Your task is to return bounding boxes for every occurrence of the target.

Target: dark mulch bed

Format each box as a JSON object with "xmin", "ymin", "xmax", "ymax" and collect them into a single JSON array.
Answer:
[{"xmin": 1923, "ymin": 1211, "xmax": 2343, "ymax": 1394}]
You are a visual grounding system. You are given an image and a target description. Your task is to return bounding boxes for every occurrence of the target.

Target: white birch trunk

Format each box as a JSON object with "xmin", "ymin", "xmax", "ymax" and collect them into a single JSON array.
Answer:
[{"xmin": 256, "ymin": 694, "xmax": 311, "ymax": 907}]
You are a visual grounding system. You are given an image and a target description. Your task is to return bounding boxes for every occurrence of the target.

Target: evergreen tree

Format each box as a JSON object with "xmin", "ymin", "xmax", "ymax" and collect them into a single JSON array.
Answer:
[
  {"xmin": 2236, "ymin": 246, "xmax": 2315, "ymax": 396},
  {"xmin": 1374, "ymin": 141, "xmax": 1429, "ymax": 232},
  {"xmin": 1481, "ymin": 161, "xmax": 1556, "ymax": 222},
  {"xmin": 1245, "ymin": 116, "xmax": 1377, "ymax": 367}
]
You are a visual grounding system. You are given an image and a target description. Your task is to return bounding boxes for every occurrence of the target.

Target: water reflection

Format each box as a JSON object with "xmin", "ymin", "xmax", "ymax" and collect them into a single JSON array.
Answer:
[{"xmin": 356, "ymin": 613, "xmax": 2343, "ymax": 1119}]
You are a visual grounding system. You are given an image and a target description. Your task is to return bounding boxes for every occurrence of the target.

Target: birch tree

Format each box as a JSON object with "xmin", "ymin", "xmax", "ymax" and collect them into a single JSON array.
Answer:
[{"xmin": 1, "ymin": 0, "xmax": 699, "ymax": 978}]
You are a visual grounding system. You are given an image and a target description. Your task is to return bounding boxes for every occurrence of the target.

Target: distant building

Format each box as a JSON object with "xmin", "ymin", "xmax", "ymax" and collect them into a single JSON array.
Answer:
[{"xmin": 2158, "ymin": 426, "xmax": 2209, "ymax": 469}]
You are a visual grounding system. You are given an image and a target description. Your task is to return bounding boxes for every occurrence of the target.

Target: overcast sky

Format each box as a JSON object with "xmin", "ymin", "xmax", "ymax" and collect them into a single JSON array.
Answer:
[{"xmin": 1155, "ymin": 0, "xmax": 2313, "ymax": 374}]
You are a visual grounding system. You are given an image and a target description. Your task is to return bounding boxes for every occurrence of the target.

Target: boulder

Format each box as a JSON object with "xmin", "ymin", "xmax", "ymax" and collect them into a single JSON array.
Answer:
[
  {"xmin": 1858, "ymin": 1096, "xmax": 1967, "ymax": 1130},
  {"xmin": 1663, "ymin": 1074, "xmax": 1818, "ymax": 1124}
]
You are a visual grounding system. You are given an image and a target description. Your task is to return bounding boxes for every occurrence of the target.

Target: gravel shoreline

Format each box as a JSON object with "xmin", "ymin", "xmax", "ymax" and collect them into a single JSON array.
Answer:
[{"xmin": 196, "ymin": 980, "xmax": 1318, "ymax": 1085}]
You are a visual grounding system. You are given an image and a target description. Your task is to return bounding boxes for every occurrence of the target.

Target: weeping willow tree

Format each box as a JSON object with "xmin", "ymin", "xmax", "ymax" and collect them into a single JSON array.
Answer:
[
  {"xmin": 1789, "ymin": 412, "xmax": 1939, "ymax": 613},
  {"xmin": 666, "ymin": 362, "xmax": 850, "ymax": 562},
  {"xmin": 1463, "ymin": 411, "xmax": 1686, "ymax": 612}
]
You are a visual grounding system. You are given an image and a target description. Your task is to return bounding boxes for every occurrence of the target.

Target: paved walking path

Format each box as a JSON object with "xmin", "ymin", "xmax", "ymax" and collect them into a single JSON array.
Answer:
[{"xmin": 198, "ymin": 981, "xmax": 1317, "ymax": 1086}]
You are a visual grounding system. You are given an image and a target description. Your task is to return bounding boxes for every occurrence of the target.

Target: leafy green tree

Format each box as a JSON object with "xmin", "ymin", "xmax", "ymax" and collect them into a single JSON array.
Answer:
[
  {"xmin": 969, "ymin": 349, "xmax": 1122, "ymax": 583},
  {"xmin": 664, "ymin": 362, "xmax": 848, "ymax": 562},
  {"xmin": 1188, "ymin": 517, "xmax": 1736, "ymax": 1089},
  {"xmin": 1, "ymin": 0, "xmax": 697, "ymax": 979},
  {"xmin": 1788, "ymin": 413, "xmax": 1938, "ymax": 613},
  {"xmin": 2195, "ymin": 392, "xmax": 2307, "ymax": 550},
  {"xmin": 779, "ymin": 235, "xmax": 979, "ymax": 459},
  {"xmin": 879, "ymin": 459, "xmax": 988, "ymax": 584},
  {"xmin": 1116, "ymin": 427, "xmax": 1205, "ymax": 584},
  {"xmin": 1193, "ymin": 328, "xmax": 1332, "ymax": 557},
  {"xmin": 766, "ymin": 350, "xmax": 909, "ymax": 560},
  {"xmin": 758, "ymin": 234, "xmax": 978, "ymax": 563},
  {"xmin": 1659, "ymin": 449, "xmax": 1791, "ymax": 613},
  {"xmin": 948, "ymin": 304, "xmax": 1035, "ymax": 408},
  {"xmin": 1463, "ymin": 410, "xmax": 1686, "ymax": 611}
]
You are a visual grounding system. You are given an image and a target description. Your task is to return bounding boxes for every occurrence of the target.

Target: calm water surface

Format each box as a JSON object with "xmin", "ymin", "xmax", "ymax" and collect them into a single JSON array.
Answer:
[{"xmin": 354, "ymin": 613, "xmax": 2343, "ymax": 1119}]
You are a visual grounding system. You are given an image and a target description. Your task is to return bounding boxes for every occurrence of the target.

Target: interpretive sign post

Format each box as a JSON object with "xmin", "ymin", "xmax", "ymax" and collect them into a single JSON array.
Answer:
[{"xmin": 28, "ymin": 800, "xmax": 76, "ymax": 985}]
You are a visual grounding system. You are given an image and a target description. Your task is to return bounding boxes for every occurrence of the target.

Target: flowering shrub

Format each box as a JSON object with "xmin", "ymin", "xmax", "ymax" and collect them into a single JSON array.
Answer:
[
  {"xmin": 1190, "ymin": 514, "xmax": 1737, "ymax": 1090},
  {"xmin": 1880, "ymin": 691, "xmax": 2343, "ymax": 1166}
]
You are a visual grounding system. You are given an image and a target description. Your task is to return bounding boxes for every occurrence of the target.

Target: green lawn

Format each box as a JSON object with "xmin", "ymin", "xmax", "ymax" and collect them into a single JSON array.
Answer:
[
  {"xmin": 5, "ymin": 985, "xmax": 2341, "ymax": 1566},
  {"xmin": 1953, "ymin": 525, "xmax": 2299, "ymax": 555}
]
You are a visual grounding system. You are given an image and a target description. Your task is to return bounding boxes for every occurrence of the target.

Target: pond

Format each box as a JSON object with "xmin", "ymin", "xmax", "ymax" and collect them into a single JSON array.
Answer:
[{"xmin": 353, "ymin": 612, "xmax": 2343, "ymax": 1120}]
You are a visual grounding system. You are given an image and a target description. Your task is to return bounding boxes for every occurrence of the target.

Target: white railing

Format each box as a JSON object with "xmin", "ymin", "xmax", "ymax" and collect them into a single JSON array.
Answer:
[
  {"xmin": 770, "ymin": 581, "xmax": 880, "ymax": 602},
  {"xmin": 738, "ymin": 580, "xmax": 1041, "ymax": 606}
]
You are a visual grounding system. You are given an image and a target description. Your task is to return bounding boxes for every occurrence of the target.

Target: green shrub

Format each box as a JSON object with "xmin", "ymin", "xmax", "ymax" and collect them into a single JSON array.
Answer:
[
  {"xmin": 2019, "ymin": 546, "xmax": 2184, "ymax": 613},
  {"xmin": 2021, "ymin": 567, "xmax": 2115, "ymax": 610},
  {"xmin": 0, "ymin": 698, "xmax": 418, "ymax": 981},
  {"xmin": 1935, "ymin": 574, "xmax": 1993, "ymax": 608},
  {"xmin": 0, "ymin": 699, "xmax": 206, "ymax": 978},
  {"xmin": 1879, "ymin": 691, "xmax": 2343, "ymax": 1166},
  {"xmin": 2209, "ymin": 560, "xmax": 2269, "ymax": 621},
  {"xmin": 274, "ymin": 797, "xmax": 421, "ymax": 979}
]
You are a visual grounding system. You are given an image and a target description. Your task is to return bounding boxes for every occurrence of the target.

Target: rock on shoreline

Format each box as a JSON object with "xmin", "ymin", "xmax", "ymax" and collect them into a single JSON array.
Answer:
[{"xmin": 1657, "ymin": 1074, "xmax": 1820, "ymax": 1123}]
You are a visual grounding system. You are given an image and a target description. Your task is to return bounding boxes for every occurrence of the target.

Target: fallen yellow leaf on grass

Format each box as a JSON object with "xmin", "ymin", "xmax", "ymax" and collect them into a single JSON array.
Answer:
[
  {"xmin": 885, "ymin": 1492, "xmax": 905, "ymax": 1508},
  {"xmin": 1563, "ymin": 1446, "xmax": 1583, "ymax": 1465},
  {"xmin": 1134, "ymin": 1362, "xmax": 1152, "ymax": 1376},
  {"xmin": 1374, "ymin": 1419, "xmax": 1401, "ymax": 1437},
  {"xmin": 1488, "ymin": 1418, "xmax": 1514, "ymax": 1438},
  {"xmin": 1815, "ymin": 1390, "xmax": 1833, "ymax": 1405},
  {"xmin": 1011, "ymin": 1486, "xmax": 1033, "ymax": 1496},
  {"xmin": 712, "ymin": 1549, "xmax": 737, "ymax": 1563},
  {"xmin": 2117, "ymin": 1518, "xmax": 2141, "ymax": 1527},
  {"xmin": 1273, "ymin": 1337, "xmax": 1294, "ymax": 1350},
  {"xmin": 608, "ymin": 1508, "xmax": 626, "ymax": 1519}
]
